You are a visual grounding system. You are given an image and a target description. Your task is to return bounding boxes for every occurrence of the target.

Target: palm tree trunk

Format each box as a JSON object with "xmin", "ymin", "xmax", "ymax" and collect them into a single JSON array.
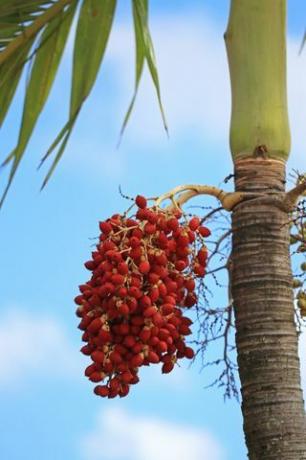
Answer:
[
  {"xmin": 232, "ymin": 159, "xmax": 306, "ymax": 459},
  {"xmin": 225, "ymin": 1, "xmax": 306, "ymax": 457}
]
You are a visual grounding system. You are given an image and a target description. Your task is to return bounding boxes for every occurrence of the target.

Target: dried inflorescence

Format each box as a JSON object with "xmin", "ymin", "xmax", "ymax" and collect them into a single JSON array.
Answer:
[{"xmin": 74, "ymin": 195, "xmax": 210, "ymax": 398}]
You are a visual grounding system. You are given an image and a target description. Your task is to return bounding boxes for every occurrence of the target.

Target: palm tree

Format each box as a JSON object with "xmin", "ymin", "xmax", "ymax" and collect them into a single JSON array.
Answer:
[{"xmin": 1, "ymin": 0, "xmax": 305, "ymax": 458}]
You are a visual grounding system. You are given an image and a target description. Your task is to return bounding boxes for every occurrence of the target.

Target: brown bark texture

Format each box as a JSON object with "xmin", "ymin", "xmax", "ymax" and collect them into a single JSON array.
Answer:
[{"xmin": 231, "ymin": 158, "xmax": 306, "ymax": 459}]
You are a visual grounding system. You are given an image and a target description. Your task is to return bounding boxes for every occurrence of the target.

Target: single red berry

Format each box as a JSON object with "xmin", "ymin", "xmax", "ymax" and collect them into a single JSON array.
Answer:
[
  {"xmin": 94, "ymin": 385, "xmax": 109, "ymax": 397},
  {"xmin": 162, "ymin": 361, "xmax": 174, "ymax": 374},
  {"xmin": 198, "ymin": 226, "xmax": 211, "ymax": 237},
  {"xmin": 135, "ymin": 195, "xmax": 147, "ymax": 209},
  {"xmin": 139, "ymin": 261, "xmax": 151, "ymax": 274},
  {"xmin": 184, "ymin": 347, "xmax": 195, "ymax": 359},
  {"xmin": 188, "ymin": 217, "xmax": 200, "ymax": 231}
]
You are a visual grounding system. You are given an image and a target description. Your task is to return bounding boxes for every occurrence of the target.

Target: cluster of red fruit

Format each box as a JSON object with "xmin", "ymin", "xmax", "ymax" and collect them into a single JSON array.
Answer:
[{"xmin": 75, "ymin": 195, "xmax": 210, "ymax": 398}]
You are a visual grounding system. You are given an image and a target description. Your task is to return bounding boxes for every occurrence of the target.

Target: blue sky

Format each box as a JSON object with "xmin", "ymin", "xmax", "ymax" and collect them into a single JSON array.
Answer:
[{"xmin": 1, "ymin": 2, "xmax": 306, "ymax": 460}]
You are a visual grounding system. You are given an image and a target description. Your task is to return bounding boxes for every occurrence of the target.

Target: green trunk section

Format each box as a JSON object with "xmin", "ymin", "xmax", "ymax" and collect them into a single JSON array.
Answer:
[{"xmin": 225, "ymin": 0, "xmax": 291, "ymax": 161}]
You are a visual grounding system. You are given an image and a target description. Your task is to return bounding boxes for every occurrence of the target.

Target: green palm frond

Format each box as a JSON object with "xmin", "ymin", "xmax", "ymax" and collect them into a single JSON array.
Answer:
[{"xmin": 0, "ymin": 0, "xmax": 166, "ymax": 207}]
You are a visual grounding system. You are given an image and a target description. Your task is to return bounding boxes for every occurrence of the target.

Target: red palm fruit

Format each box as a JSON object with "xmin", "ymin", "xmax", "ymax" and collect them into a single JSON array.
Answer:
[
  {"xmin": 118, "ymin": 303, "xmax": 130, "ymax": 316},
  {"xmin": 176, "ymin": 350, "xmax": 185, "ymax": 359},
  {"xmin": 91, "ymin": 351, "xmax": 105, "ymax": 363},
  {"xmin": 119, "ymin": 384, "xmax": 130, "ymax": 398},
  {"xmin": 129, "ymin": 374, "xmax": 140, "ymax": 384},
  {"xmin": 89, "ymin": 372, "xmax": 104, "ymax": 383},
  {"xmin": 161, "ymin": 303, "xmax": 174, "ymax": 315},
  {"xmin": 148, "ymin": 351, "xmax": 160, "ymax": 363},
  {"xmin": 198, "ymin": 226, "xmax": 211, "ymax": 237},
  {"xmin": 129, "ymin": 286, "xmax": 142, "ymax": 299},
  {"xmin": 164, "ymin": 295, "xmax": 176, "ymax": 304},
  {"xmin": 167, "ymin": 217, "xmax": 179, "ymax": 231},
  {"xmin": 185, "ymin": 278, "xmax": 195, "ymax": 291},
  {"xmin": 148, "ymin": 336, "xmax": 159, "ymax": 346},
  {"xmin": 139, "ymin": 295, "xmax": 152, "ymax": 309},
  {"xmin": 99, "ymin": 282, "xmax": 115, "ymax": 296},
  {"xmin": 108, "ymin": 388, "xmax": 119, "ymax": 399},
  {"xmin": 109, "ymin": 377, "xmax": 121, "ymax": 392},
  {"xmin": 162, "ymin": 361, "xmax": 175, "ymax": 374},
  {"xmin": 99, "ymin": 260, "xmax": 113, "ymax": 272},
  {"xmin": 82, "ymin": 331, "xmax": 89, "ymax": 342},
  {"xmin": 158, "ymin": 283, "xmax": 167, "ymax": 297},
  {"xmin": 197, "ymin": 248, "xmax": 208, "ymax": 265},
  {"xmin": 94, "ymin": 385, "xmax": 109, "ymax": 397},
  {"xmin": 146, "ymin": 210, "xmax": 158, "ymax": 224},
  {"xmin": 121, "ymin": 371, "xmax": 134, "ymax": 383},
  {"xmin": 80, "ymin": 345, "xmax": 93, "ymax": 355},
  {"xmin": 139, "ymin": 261, "xmax": 151, "ymax": 274},
  {"xmin": 184, "ymin": 347, "xmax": 195, "ymax": 359},
  {"xmin": 117, "ymin": 262, "xmax": 129, "ymax": 275},
  {"xmin": 123, "ymin": 335, "xmax": 136, "ymax": 348},
  {"xmin": 176, "ymin": 246, "xmax": 190, "ymax": 258},
  {"xmin": 184, "ymin": 293, "xmax": 197, "ymax": 307},
  {"xmin": 168, "ymin": 315, "xmax": 180, "ymax": 327},
  {"xmin": 132, "ymin": 343, "xmax": 143, "ymax": 355},
  {"xmin": 74, "ymin": 295, "xmax": 84, "ymax": 305},
  {"xmin": 188, "ymin": 217, "xmax": 200, "ymax": 231},
  {"xmin": 157, "ymin": 341, "xmax": 168, "ymax": 353},
  {"xmin": 109, "ymin": 351, "xmax": 123, "ymax": 364},
  {"xmin": 175, "ymin": 260, "xmax": 187, "ymax": 272},
  {"xmin": 167, "ymin": 344, "xmax": 176, "ymax": 354},
  {"xmin": 150, "ymin": 325, "xmax": 159, "ymax": 336},
  {"xmin": 159, "ymin": 328, "xmax": 170, "ymax": 341},
  {"xmin": 130, "ymin": 276, "xmax": 141, "ymax": 287},
  {"xmin": 79, "ymin": 284, "xmax": 91, "ymax": 293},
  {"xmin": 98, "ymin": 328, "xmax": 111, "ymax": 344},
  {"xmin": 194, "ymin": 264, "xmax": 205, "ymax": 277},
  {"xmin": 139, "ymin": 327, "xmax": 151, "ymax": 342},
  {"xmin": 84, "ymin": 260, "xmax": 96, "ymax": 270},
  {"xmin": 148, "ymin": 272, "xmax": 160, "ymax": 284},
  {"xmin": 161, "ymin": 353, "xmax": 173, "ymax": 363},
  {"xmin": 166, "ymin": 336, "xmax": 173, "ymax": 345},
  {"xmin": 78, "ymin": 316, "xmax": 91, "ymax": 331},
  {"xmin": 187, "ymin": 230, "xmax": 196, "ymax": 243},
  {"xmin": 156, "ymin": 252, "xmax": 167, "ymax": 265},
  {"xmin": 114, "ymin": 344, "xmax": 128, "ymax": 355},
  {"xmin": 85, "ymin": 363, "xmax": 97, "ymax": 377},
  {"xmin": 167, "ymin": 239, "xmax": 177, "ymax": 252},
  {"xmin": 116, "ymin": 362, "xmax": 129, "ymax": 372},
  {"xmin": 103, "ymin": 241, "xmax": 117, "ymax": 251},
  {"xmin": 127, "ymin": 297, "xmax": 138, "ymax": 312},
  {"xmin": 130, "ymin": 247, "xmax": 142, "ymax": 260},
  {"xmin": 135, "ymin": 195, "xmax": 147, "ymax": 209},
  {"xmin": 153, "ymin": 265, "xmax": 168, "ymax": 279},
  {"xmin": 179, "ymin": 324, "xmax": 192, "ymax": 335},
  {"xmin": 126, "ymin": 218, "xmax": 138, "ymax": 227},
  {"xmin": 181, "ymin": 317, "xmax": 193, "ymax": 326},
  {"xmin": 131, "ymin": 315, "xmax": 145, "ymax": 326},
  {"xmin": 144, "ymin": 222, "xmax": 156, "ymax": 235},
  {"xmin": 152, "ymin": 312, "xmax": 164, "ymax": 327},
  {"xmin": 175, "ymin": 339, "xmax": 186, "ymax": 353},
  {"xmin": 99, "ymin": 221, "xmax": 113, "ymax": 234},
  {"xmin": 117, "ymin": 286, "xmax": 128, "ymax": 298},
  {"xmin": 109, "ymin": 251, "xmax": 122, "ymax": 263},
  {"xmin": 149, "ymin": 286, "xmax": 159, "ymax": 302},
  {"xmin": 157, "ymin": 232, "xmax": 168, "ymax": 249},
  {"xmin": 111, "ymin": 274, "xmax": 125, "ymax": 285},
  {"xmin": 130, "ymin": 353, "xmax": 144, "ymax": 367},
  {"xmin": 87, "ymin": 318, "xmax": 103, "ymax": 335},
  {"xmin": 165, "ymin": 280, "xmax": 177, "ymax": 293},
  {"xmin": 129, "ymin": 236, "xmax": 141, "ymax": 248},
  {"xmin": 103, "ymin": 360, "xmax": 114, "ymax": 373},
  {"xmin": 132, "ymin": 228, "xmax": 143, "ymax": 239},
  {"xmin": 118, "ymin": 323, "xmax": 129, "ymax": 335},
  {"xmin": 144, "ymin": 306, "xmax": 158, "ymax": 317},
  {"xmin": 177, "ymin": 233, "xmax": 189, "ymax": 247}
]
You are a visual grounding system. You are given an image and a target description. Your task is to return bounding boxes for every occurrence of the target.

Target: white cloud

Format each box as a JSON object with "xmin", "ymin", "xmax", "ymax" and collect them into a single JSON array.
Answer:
[
  {"xmin": 81, "ymin": 407, "xmax": 224, "ymax": 460},
  {"xmin": 0, "ymin": 309, "xmax": 82, "ymax": 386}
]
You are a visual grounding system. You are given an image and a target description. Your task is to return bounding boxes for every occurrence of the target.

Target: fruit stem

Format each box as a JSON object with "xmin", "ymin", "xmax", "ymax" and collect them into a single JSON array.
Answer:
[{"xmin": 155, "ymin": 184, "xmax": 246, "ymax": 211}]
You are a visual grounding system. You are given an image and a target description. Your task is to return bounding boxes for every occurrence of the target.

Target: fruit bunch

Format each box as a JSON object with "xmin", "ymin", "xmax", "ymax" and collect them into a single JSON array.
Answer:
[{"xmin": 75, "ymin": 195, "xmax": 210, "ymax": 398}]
